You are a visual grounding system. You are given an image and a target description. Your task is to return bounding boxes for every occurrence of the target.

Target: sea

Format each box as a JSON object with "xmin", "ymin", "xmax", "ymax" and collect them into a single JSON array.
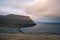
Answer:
[
  {"xmin": 0, "ymin": 22, "xmax": 60, "ymax": 34},
  {"xmin": 21, "ymin": 22, "xmax": 60, "ymax": 34}
]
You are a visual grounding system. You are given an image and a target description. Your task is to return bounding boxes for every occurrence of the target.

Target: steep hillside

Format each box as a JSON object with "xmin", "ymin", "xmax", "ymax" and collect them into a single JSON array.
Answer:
[{"xmin": 0, "ymin": 14, "xmax": 36, "ymax": 28}]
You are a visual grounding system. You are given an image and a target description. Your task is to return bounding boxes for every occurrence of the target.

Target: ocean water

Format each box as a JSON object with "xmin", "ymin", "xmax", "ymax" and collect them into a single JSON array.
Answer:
[
  {"xmin": 21, "ymin": 22, "xmax": 60, "ymax": 33},
  {"xmin": 0, "ymin": 22, "xmax": 60, "ymax": 34}
]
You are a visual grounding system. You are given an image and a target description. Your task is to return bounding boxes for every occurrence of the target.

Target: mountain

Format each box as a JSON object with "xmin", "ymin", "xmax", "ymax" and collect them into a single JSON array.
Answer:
[{"xmin": 0, "ymin": 14, "xmax": 36, "ymax": 28}]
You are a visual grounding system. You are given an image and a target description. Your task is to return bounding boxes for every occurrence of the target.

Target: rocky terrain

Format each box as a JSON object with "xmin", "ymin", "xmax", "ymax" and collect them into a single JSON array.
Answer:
[
  {"xmin": 0, "ymin": 14, "xmax": 36, "ymax": 28},
  {"xmin": 0, "ymin": 14, "xmax": 36, "ymax": 33}
]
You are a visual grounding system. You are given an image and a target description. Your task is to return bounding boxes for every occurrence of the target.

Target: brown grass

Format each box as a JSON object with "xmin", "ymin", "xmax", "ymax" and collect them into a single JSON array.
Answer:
[{"xmin": 0, "ymin": 33, "xmax": 60, "ymax": 40}]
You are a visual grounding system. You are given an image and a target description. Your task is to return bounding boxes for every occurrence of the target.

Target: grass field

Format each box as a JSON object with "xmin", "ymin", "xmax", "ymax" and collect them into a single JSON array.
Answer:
[{"xmin": 0, "ymin": 33, "xmax": 60, "ymax": 40}]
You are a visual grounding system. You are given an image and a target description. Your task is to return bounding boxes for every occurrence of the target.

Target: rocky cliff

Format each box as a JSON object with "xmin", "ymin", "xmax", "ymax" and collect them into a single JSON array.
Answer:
[{"xmin": 0, "ymin": 14, "xmax": 36, "ymax": 28}]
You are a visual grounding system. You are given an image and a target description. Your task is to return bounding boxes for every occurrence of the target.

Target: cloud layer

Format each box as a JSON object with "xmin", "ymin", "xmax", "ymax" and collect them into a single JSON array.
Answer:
[
  {"xmin": 0, "ymin": 0, "xmax": 31, "ymax": 15},
  {"xmin": 25, "ymin": 0, "xmax": 60, "ymax": 17},
  {"xmin": 0, "ymin": 0, "xmax": 60, "ymax": 19}
]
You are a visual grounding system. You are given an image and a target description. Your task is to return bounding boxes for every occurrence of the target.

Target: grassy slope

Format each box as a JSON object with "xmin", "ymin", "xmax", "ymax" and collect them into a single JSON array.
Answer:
[
  {"xmin": 0, "ymin": 33, "xmax": 60, "ymax": 40},
  {"xmin": 0, "ymin": 14, "xmax": 36, "ymax": 28}
]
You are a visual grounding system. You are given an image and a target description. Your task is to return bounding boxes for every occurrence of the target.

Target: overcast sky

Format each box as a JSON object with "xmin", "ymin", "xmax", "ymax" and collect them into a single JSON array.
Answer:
[{"xmin": 0, "ymin": 0, "xmax": 60, "ymax": 22}]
